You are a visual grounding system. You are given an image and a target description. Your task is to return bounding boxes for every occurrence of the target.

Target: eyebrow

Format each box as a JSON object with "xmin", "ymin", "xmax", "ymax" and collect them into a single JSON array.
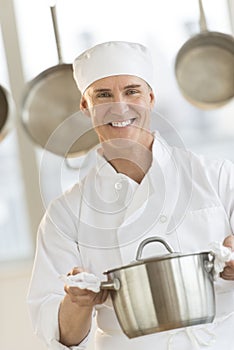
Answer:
[
  {"xmin": 93, "ymin": 84, "xmax": 141, "ymax": 93},
  {"xmin": 123, "ymin": 84, "xmax": 141, "ymax": 89},
  {"xmin": 93, "ymin": 88, "xmax": 112, "ymax": 93}
]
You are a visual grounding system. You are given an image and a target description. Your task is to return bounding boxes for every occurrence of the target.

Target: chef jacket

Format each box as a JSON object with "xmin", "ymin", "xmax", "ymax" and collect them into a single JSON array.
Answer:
[{"xmin": 27, "ymin": 132, "xmax": 234, "ymax": 350}]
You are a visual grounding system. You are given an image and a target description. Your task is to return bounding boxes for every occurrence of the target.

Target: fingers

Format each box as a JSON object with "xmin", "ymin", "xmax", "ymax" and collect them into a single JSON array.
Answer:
[
  {"xmin": 94, "ymin": 289, "xmax": 109, "ymax": 305},
  {"xmin": 220, "ymin": 266, "xmax": 234, "ymax": 280},
  {"xmin": 67, "ymin": 266, "xmax": 85, "ymax": 276},
  {"xmin": 64, "ymin": 285, "xmax": 108, "ymax": 306},
  {"xmin": 220, "ymin": 236, "xmax": 234, "ymax": 280},
  {"xmin": 63, "ymin": 266, "xmax": 109, "ymax": 307},
  {"xmin": 223, "ymin": 235, "xmax": 234, "ymax": 251},
  {"xmin": 220, "ymin": 258, "xmax": 234, "ymax": 280}
]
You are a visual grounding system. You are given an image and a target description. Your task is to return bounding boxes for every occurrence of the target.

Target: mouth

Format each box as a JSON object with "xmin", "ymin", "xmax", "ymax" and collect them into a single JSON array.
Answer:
[{"xmin": 108, "ymin": 118, "xmax": 136, "ymax": 128}]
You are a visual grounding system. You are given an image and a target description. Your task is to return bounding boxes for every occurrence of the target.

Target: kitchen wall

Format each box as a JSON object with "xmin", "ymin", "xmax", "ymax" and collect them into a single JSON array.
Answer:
[
  {"xmin": 0, "ymin": 261, "xmax": 46, "ymax": 350},
  {"xmin": 0, "ymin": 265, "xmax": 96, "ymax": 350}
]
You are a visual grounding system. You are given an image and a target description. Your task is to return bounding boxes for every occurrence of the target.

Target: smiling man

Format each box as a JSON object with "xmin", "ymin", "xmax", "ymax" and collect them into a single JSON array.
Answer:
[
  {"xmin": 80, "ymin": 74, "xmax": 155, "ymax": 183},
  {"xmin": 27, "ymin": 41, "xmax": 234, "ymax": 350},
  {"xmin": 81, "ymin": 75, "xmax": 154, "ymax": 145},
  {"xmin": 75, "ymin": 42, "xmax": 156, "ymax": 184}
]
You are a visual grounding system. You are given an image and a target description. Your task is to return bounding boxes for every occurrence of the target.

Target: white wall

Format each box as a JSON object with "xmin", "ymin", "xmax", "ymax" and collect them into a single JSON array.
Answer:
[
  {"xmin": 0, "ymin": 261, "xmax": 95, "ymax": 350},
  {"xmin": 0, "ymin": 261, "xmax": 46, "ymax": 350}
]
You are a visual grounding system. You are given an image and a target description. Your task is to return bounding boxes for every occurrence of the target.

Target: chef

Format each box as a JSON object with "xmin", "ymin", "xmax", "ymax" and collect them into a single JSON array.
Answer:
[{"xmin": 27, "ymin": 41, "xmax": 234, "ymax": 350}]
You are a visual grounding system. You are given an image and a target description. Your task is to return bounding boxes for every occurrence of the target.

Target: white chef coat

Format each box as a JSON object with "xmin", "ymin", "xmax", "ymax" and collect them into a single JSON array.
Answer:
[{"xmin": 27, "ymin": 132, "xmax": 234, "ymax": 350}]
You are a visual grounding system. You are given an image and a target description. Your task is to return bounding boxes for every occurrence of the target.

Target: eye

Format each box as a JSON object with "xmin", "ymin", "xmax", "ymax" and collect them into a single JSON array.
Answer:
[
  {"xmin": 96, "ymin": 92, "xmax": 112, "ymax": 98},
  {"xmin": 125, "ymin": 89, "xmax": 139, "ymax": 96}
]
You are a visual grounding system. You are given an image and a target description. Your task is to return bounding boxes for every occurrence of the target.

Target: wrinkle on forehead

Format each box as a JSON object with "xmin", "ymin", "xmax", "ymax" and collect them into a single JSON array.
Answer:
[{"xmin": 86, "ymin": 75, "xmax": 150, "ymax": 95}]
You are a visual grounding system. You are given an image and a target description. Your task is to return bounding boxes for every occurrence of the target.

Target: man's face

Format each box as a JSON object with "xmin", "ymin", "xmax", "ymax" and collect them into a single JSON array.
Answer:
[{"xmin": 80, "ymin": 75, "xmax": 155, "ymax": 150}]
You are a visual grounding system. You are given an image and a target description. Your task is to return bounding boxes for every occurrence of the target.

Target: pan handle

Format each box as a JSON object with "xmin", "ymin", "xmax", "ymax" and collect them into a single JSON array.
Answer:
[
  {"xmin": 198, "ymin": 0, "xmax": 208, "ymax": 32},
  {"xmin": 50, "ymin": 5, "xmax": 63, "ymax": 63},
  {"xmin": 136, "ymin": 236, "xmax": 175, "ymax": 261}
]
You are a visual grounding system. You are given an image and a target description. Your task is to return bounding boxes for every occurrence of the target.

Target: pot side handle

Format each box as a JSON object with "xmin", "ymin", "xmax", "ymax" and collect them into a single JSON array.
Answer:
[
  {"xmin": 100, "ymin": 278, "xmax": 120, "ymax": 291},
  {"xmin": 204, "ymin": 252, "xmax": 215, "ymax": 274},
  {"xmin": 136, "ymin": 236, "xmax": 175, "ymax": 261}
]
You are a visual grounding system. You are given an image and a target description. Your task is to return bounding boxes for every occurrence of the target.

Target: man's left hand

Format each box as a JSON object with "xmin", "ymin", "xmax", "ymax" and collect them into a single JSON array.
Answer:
[{"xmin": 220, "ymin": 234, "xmax": 234, "ymax": 280}]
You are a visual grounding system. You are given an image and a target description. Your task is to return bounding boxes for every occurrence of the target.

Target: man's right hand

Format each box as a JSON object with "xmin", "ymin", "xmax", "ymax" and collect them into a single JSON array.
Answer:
[
  {"xmin": 59, "ymin": 267, "xmax": 108, "ymax": 347},
  {"xmin": 64, "ymin": 267, "xmax": 108, "ymax": 307}
]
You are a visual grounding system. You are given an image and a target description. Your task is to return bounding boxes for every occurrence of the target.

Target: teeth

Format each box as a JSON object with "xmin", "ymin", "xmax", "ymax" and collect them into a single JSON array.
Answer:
[{"xmin": 111, "ymin": 120, "xmax": 132, "ymax": 127}]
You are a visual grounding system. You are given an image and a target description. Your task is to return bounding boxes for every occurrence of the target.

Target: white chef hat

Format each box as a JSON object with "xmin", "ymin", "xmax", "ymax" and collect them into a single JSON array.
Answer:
[{"xmin": 73, "ymin": 41, "xmax": 154, "ymax": 94}]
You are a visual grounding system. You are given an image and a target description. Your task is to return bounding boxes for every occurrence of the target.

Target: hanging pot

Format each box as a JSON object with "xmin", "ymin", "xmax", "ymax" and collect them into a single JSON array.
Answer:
[
  {"xmin": 101, "ymin": 236, "xmax": 215, "ymax": 338},
  {"xmin": 0, "ymin": 85, "xmax": 15, "ymax": 142},
  {"xmin": 21, "ymin": 5, "xmax": 99, "ymax": 157},
  {"xmin": 175, "ymin": 0, "xmax": 234, "ymax": 109}
]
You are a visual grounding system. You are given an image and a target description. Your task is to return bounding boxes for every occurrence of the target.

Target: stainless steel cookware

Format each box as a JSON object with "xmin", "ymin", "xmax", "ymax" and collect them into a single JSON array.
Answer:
[
  {"xmin": 0, "ymin": 85, "xmax": 15, "ymax": 142},
  {"xmin": 175, "ymin": 0, "xmax": 234, "ymax": 109},
  {"xmin": 101, "ymin": 236, "xmax": 215, "ymax": 338},
  {"xmin": 21, "ymin": 5, "xmax": 99, "ymax": 157}
]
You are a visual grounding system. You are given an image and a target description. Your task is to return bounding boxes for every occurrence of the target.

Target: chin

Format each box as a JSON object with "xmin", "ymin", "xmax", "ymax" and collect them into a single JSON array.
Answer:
[{"xmin": 102, "ymin": 136, "xmax": 144, "ymax": 152}]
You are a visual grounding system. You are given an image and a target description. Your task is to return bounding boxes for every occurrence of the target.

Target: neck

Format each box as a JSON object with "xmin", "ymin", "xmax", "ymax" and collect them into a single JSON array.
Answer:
[{"xmin": 102, "ymin": 135, "xmax": 154, "ymax": 184}]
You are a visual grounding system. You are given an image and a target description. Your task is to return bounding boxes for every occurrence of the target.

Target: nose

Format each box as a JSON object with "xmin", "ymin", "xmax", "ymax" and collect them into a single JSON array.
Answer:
[{"xmin": 110, "ymin": 100, "xmax": 129, "ymax": 115}]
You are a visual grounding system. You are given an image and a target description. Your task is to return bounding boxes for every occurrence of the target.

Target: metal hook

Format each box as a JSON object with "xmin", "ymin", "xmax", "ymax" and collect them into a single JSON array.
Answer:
[
  {"xmin": 198, "ymin": 0, "xmax": 208, "ymax": 32},
  {"xmin": 50, "ymin": 5, "xmax": 63, "ymax": 63}
]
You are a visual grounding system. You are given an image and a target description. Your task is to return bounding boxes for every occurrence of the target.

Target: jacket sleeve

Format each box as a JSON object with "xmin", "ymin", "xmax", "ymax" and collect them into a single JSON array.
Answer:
[
  {"xmin": 27, "ymin": 188, "xmax": 91, "ymax": 349},
  {"xmin": 218, "ymin": 160, "xmax": 234, "ymax": 233}
]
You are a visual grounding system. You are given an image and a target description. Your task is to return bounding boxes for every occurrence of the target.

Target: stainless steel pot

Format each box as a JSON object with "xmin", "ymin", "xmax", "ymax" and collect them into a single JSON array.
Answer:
[
  {"xmin": 101, "ymin": 236, "xmax": 215, "ymax": 338},
  {"xmin": 0, "ymin": 85, "xmax": 15, "ymax": 142},
  {"xmin": 175, "ymin": 0, "xmax": 234, "ymax": 109}
]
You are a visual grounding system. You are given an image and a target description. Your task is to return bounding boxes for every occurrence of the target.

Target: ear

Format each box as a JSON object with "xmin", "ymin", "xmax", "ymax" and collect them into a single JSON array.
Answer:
[
  {"xmin": 149, "ymin": 90, "xmax": 155, "ymax": 110},
  {"xmin": 80, "ymin": 96, "xmax": 91, "ymax": 117}
]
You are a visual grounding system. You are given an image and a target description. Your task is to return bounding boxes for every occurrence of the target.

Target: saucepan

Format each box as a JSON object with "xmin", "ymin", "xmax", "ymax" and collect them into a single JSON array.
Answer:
[
  {"xmin": 21, "ymin": 5, "xmax": 99, "ymax": 157},
  {"xmin": 175, "ymin": 0, "xmax": 234, "ymax": 109},
  {"xmin": 0, "ymin": 85, "xmax": 15, "ymax": 142},
  {"xmin": 101, "ymin": 236, "xmax": 215, "ymax": 338}
]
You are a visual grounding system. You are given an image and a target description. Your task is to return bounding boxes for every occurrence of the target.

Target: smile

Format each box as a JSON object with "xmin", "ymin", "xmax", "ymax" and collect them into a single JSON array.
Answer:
[{"xmin": 109, "ymin": 119, "xmax": 136, "ymax": 128}]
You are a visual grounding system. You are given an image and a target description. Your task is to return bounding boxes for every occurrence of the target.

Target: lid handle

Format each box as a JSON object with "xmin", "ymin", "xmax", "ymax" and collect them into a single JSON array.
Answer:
[{"xmin": 136, "ymin": 236, "xmax": 175, "ymax": 261}]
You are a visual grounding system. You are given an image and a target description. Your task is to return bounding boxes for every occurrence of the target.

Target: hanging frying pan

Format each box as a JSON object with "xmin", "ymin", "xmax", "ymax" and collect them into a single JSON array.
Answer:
[
  {"xmin": 0, "ymin": 85, "xmax": 15, "ymax": 142},
  {"xmin": 175, "ymin": 0, "xmax": 234, "ymax": 109},
  {"xmin": 21, "ymin": 5, "xmax": 99, "ymax": 157}
]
